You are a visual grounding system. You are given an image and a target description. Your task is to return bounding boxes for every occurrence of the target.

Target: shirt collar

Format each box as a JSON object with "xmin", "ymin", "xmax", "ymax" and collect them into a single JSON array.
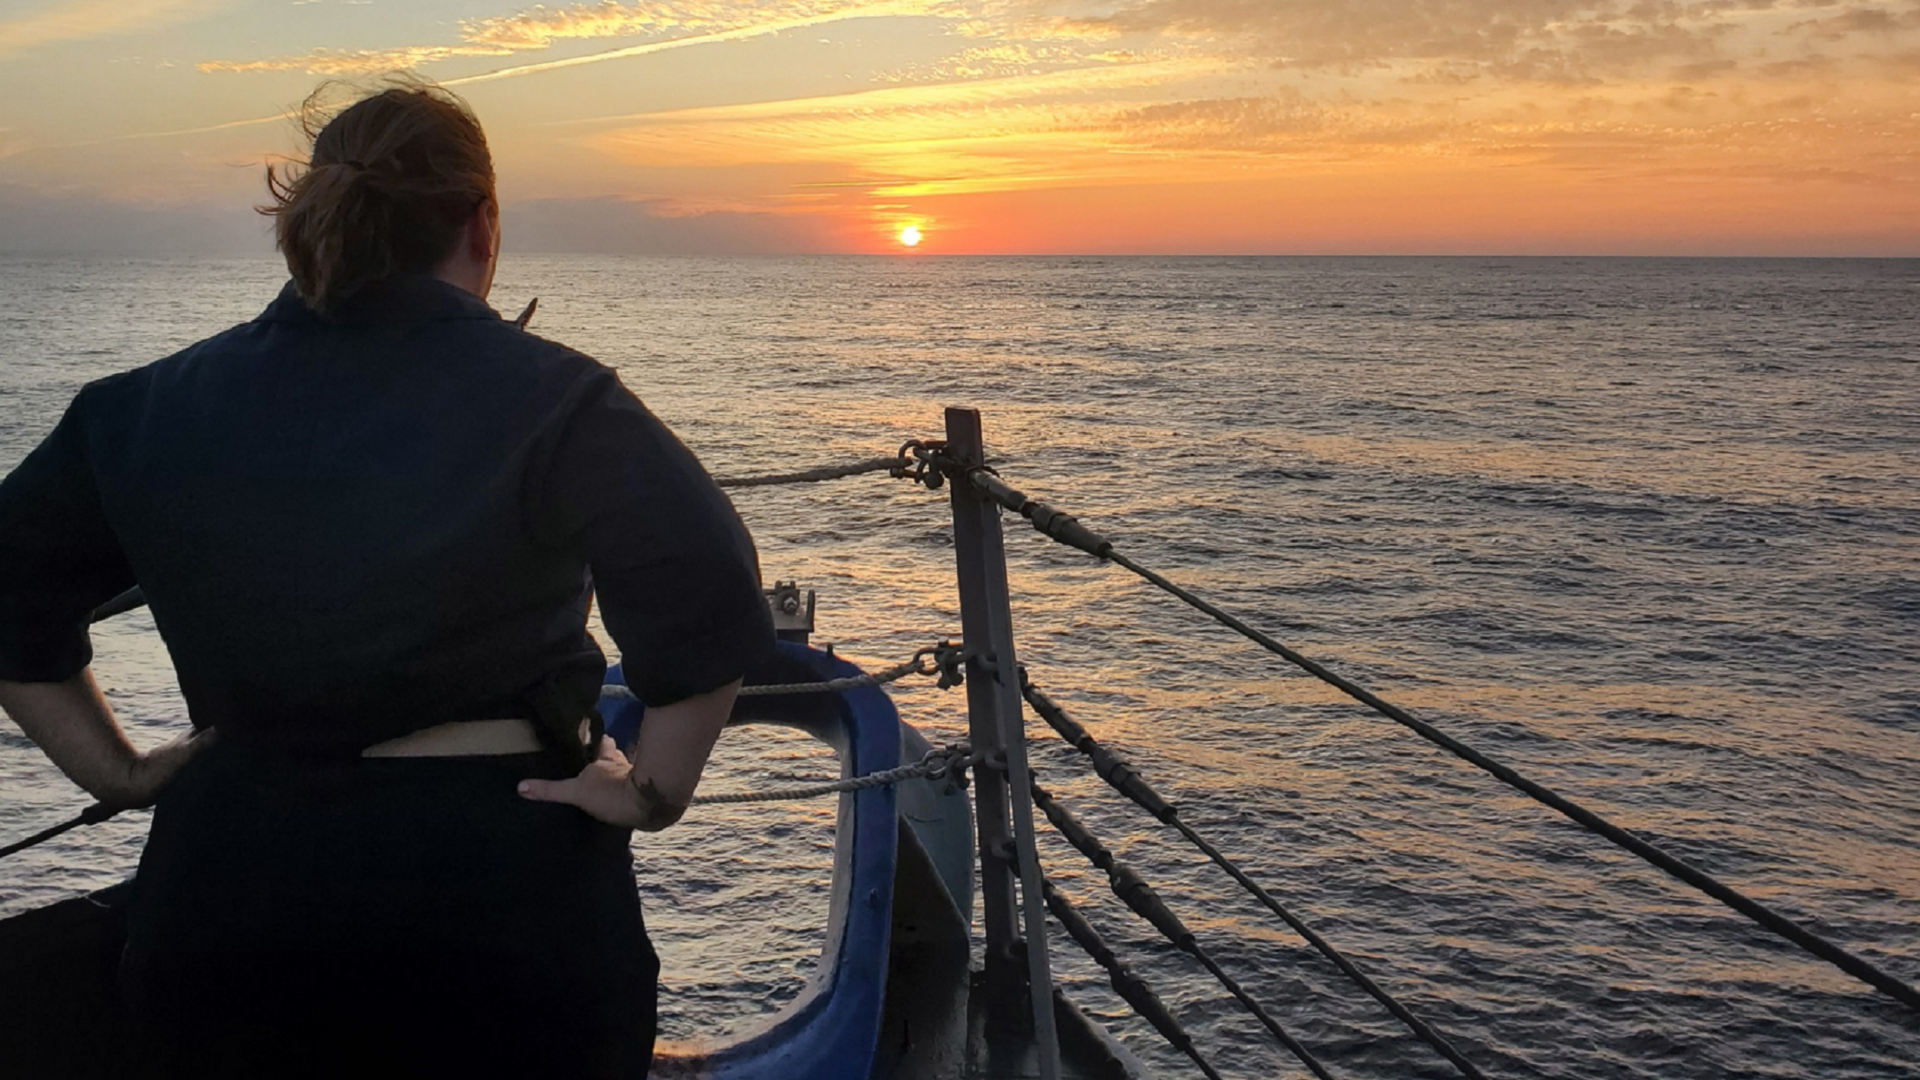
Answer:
[{"xmin": 260, "ymin": 274, "xmax": 501, "ymax": 325}]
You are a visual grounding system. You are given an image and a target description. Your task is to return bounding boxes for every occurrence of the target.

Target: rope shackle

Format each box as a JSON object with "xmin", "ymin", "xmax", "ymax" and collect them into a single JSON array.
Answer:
[
  {"xmin": 926, "ymin": 641, "xmax": 968, "ymax": 689},
  {"xmin": 895, "ymin": 439, "xmax": 946, "ymax": 490}
]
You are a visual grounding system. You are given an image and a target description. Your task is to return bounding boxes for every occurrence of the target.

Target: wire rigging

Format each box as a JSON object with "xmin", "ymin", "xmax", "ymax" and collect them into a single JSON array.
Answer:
[
  {"xmin": 1033, "ymin": 781, "xmax": 1337, "ymax": 1080},
  {"xmin": 902, "ymin": 444, "xmax": 1920, "ymax": 1017},
  {"xmin": 0, "ymin": 802, "xmax": 117, "ymax": 861},
  {"xmin": 1026, "ymin": 682, "xmax": 1484, "ymax": 1080},
  {"xmin": 1040, "ymin": 875, "xmax": 1230, "ymax": 1080}
]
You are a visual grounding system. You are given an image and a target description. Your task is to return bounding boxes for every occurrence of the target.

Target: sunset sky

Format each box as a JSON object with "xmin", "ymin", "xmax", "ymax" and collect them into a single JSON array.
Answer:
[{"xmin": 0, "ymin": 0, "xmax": 1915, "ymax": 255}]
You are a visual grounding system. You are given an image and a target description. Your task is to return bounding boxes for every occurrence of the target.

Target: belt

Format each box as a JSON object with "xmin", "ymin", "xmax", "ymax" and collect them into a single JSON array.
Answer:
[{"xmin": 361, "ymin": 718, "xmax": 554, "ymax": 758}]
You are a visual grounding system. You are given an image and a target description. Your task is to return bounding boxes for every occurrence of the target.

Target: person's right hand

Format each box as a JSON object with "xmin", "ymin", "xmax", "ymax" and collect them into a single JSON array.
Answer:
[{"xmin": 517, "ymin": 737, "xmax": 687, "ymax": 832}]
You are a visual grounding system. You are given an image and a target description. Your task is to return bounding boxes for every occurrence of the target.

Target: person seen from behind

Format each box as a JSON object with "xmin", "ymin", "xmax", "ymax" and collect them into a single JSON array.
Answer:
[{"xmin": 0, "ymin": 80, "xmax": 773, "ymax": 1078}]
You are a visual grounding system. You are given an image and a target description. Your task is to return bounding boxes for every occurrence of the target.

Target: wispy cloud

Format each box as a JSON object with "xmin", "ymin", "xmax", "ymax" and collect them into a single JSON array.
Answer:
[
  {"xmin": 198, "ymin": 0, "xmax": 951, "ymax": 77},
  {"xmin": 461, "ymin": 0, "xmax": 927, "ymax": 49},
  {"xmin": 0, "ymin": 0, "xmax": 232, "ymax": 60},
  {"xmin": 871, "ymin": 39, "xmax": 1141, "ymax": 83},
  {"xmin": 1033, "ymin": 0, "xmax": 1920, "ymax": 84},
  {"xmin": 448, "ymin": 3, "xmax": 939, "ymax": 86},
  {"xmin": 198, "ymin": 44, "xmax": 512, "ymax": 76},
  {"xmin": 1789, "ymin": 5, "xmax": 1920, "ymax": 41}
]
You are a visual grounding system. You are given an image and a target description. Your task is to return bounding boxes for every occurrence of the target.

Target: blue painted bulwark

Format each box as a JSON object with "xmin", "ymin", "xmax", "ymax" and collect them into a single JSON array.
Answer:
[{"xmin": 603, "ymin": 641, "xmax": 902, "ymax": 1080}]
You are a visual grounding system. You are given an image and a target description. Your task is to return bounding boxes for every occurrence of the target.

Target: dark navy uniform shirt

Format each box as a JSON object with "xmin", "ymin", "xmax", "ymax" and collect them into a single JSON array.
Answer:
[{"xmin": 0, "ymin": 275, "xmax": 773, "ymax": 749}]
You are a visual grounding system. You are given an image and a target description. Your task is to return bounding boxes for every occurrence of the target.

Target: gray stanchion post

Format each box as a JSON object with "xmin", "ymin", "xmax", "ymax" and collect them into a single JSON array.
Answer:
[{"xmin": 945, "ymin": 407, "xmax": 1061, "ymax": 1080}]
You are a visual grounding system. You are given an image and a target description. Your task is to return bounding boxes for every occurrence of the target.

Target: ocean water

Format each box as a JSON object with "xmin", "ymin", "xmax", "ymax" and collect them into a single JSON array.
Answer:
[{"xmin": 0, "ymin": 254, "xmax": 1916, "ymax": 1078}]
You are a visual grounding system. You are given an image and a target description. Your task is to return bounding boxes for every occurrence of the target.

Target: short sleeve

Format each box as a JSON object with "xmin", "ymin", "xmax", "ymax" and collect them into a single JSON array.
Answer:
[
  {"xmin": 0, "ymin": 392, "xmax": 135, "ymax": 682},
  {"xmin": 535, "ymin": 369, "xmax": 773, "ymax": 707}
]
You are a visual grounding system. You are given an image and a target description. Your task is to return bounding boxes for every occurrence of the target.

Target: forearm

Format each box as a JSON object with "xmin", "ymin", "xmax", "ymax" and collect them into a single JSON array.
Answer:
[
  {"xmin": 626, "ymin": 678, "xmax": 739, "ymax": 831},
  {"xmin": 0, "ymin": 669, "xmax": 142, "ymax": 804}
]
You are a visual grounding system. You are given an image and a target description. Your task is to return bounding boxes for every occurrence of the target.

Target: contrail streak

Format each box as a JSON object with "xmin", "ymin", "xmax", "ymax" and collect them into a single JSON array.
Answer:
[
  {"xmin": 48, "ymin": 110, "xmax": 296, "ymax": 148},
  {"xmin": 50, "ymin": 3, "xmax": 923, "ymax": 147},
  {"xmin": 445, "ymin": 4, "xmax": 917, "ymax": 87}
]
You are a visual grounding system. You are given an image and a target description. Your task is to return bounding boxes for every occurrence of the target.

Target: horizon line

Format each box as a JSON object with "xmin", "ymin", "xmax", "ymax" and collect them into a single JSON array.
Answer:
[{"xmin": 1, "ymin": 249, "xmax": 1915, "ymax": 260}]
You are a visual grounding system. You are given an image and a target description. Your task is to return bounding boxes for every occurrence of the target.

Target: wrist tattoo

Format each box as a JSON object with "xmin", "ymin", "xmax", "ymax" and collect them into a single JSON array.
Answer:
[{"xmin": 628, "ymin": 771, "xmax": 688, "ymax": 830}]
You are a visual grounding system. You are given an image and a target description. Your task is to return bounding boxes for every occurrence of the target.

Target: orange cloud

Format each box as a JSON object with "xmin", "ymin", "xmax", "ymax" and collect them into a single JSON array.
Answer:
[
  {"xmin": 581, "ymin": 57, "xmax": 1222, "ymax": 191},
  {"xmin": 1789, "ymin": 5, "xmax": 1920, "ymax": 41}
]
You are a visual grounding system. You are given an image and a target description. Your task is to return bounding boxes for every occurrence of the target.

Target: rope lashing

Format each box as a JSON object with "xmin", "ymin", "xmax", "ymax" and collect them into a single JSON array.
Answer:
[
  {"xmin": 713, "ymin": 455, "xmax": 908, "ymax": 489},
  {"xmin": 1033, "ymin": 782, "xmax": 1336, "ymax": 1080},
  {"xmin": 0, "ymin": 801, "xmax": 119, "ymax": 861},
  {"xmin": 1040, "ymin": 875, "xmax": 1229, "ymax": 1080},
  {"xmin": 690, "ymin": 742, "xmax": 973, "ymax": 806},
  {"xmin": 1026, "ymin": 680, "xmax": 1486, "ymax": 1080},
  {"xmin": 902, "ymin": 448, "xmax": 1920, "ymax": 1018}
]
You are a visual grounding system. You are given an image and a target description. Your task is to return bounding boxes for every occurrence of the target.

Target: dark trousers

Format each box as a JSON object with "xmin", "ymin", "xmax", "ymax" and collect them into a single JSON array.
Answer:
[{"xmin": 120, "ymin": 743, "xmax": 657, "ymax": 1079}]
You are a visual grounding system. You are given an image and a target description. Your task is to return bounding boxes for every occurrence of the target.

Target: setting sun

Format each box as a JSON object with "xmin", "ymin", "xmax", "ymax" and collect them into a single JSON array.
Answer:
[{"xmin": 898, "ymin": 225, "xmax": 923, "ymax": 248}]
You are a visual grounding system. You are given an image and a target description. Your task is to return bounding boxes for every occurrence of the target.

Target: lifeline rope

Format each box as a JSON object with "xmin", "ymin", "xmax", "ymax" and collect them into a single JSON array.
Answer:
[
  {"xmin": 690, "ymin": 743, "xmax": 972, "ymax": 806},
  {"xmin": 713, "ymin": 456, "xmax": 906, "ymax": 489},
  {"xmin": 902, "ymin": 442, "xmax": 1920, "ymax": 1017},
  {"xmin": 600, "ymin": 647, "xmax": 946, "ymax": 701},
  {"xmin": 734, "ymin": 657, "xmax": 923, "ymax": 697}
]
